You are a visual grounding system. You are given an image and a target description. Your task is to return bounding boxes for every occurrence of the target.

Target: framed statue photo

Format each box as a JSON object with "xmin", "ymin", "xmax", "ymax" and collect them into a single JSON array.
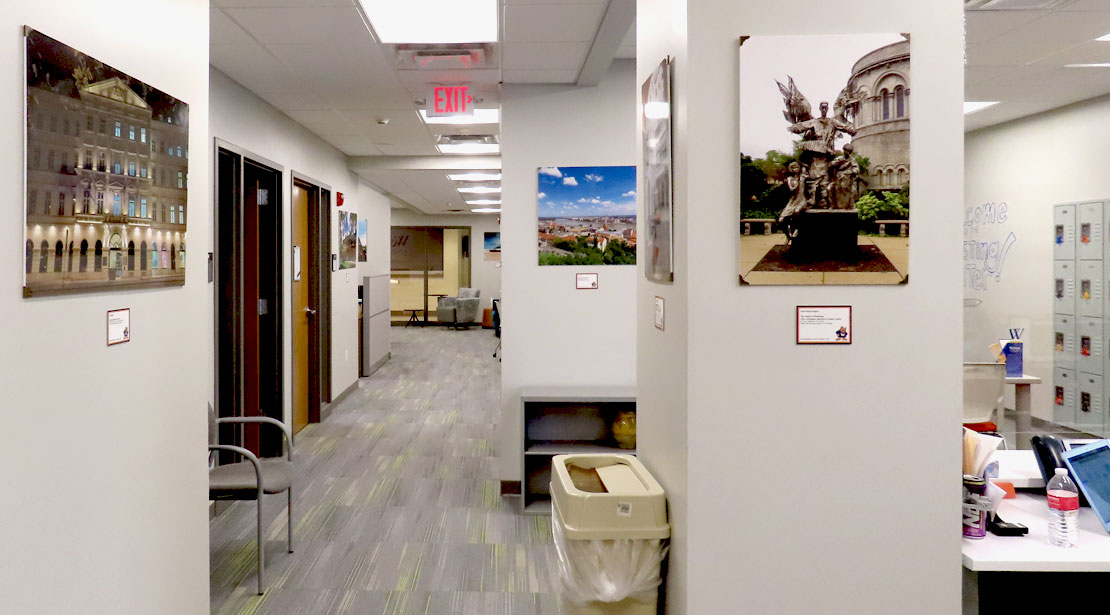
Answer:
[
  {"xmin": 738, "ymin": 34, "xmax": 910, "ymax": 286},
  {"xmin": 642, "ymin": 57, "xmax": 674, "ymax": 283}
]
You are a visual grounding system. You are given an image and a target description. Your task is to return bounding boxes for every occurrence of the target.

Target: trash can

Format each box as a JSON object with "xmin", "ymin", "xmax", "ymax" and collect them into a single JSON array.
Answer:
[{"xmin": 550, "ymin": 454, "xmax": 670, "ymax": 615}]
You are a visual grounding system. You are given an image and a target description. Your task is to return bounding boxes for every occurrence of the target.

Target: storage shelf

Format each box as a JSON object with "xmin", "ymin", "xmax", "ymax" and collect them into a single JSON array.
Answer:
[
  {"xmin": 523, "ymin": 499, "xmax": 552, "ymax": 516},
  {"xmin": 525, "ymin": 442, "xmax": 635, "ymax": 455}
]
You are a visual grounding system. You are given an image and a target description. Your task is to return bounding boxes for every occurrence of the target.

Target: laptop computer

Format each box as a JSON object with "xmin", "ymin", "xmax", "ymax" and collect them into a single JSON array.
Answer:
[{"xmin": 1062, "ymin": 439, "xmax": 1110, "ymax": 532}]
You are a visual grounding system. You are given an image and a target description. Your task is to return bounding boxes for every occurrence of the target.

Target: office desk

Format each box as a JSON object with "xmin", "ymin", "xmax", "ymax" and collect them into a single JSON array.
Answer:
[
  {"xmin": 1006, "ymin": 375, "xmax": 1041, "ymax": 449},
  {"xmin": 963, "ymin": 493, "xmax": 1110, "ymax": 613}
]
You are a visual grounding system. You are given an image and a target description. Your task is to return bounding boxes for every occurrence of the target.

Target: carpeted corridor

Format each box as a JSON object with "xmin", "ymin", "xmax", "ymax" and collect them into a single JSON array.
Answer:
[{"xmin": 210, "ymin": 327, "xmax": 559, "ymax": 614}]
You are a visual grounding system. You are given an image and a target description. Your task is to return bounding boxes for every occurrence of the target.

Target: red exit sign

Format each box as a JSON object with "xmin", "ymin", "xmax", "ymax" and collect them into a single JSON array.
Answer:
[{"xmin": 427, "ymin": 85, "xmax": 474, "ymax": 117}]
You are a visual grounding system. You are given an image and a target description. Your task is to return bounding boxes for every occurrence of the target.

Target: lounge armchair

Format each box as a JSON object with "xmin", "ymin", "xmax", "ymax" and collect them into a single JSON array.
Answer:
[{"xmin": 436, "ymin": 288, "xmax": 481, "ymax": 329}]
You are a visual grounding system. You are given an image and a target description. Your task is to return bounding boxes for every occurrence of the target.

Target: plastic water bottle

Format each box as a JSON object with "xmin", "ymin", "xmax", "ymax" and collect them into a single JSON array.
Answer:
[{"xmin": 1047, "ymin": 467, "xmax": 1079, "ymax": 548}]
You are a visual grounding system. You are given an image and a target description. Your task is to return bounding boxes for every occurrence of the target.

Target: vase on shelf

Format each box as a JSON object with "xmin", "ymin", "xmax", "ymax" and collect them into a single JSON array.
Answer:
[{"xmin": 611, "ymin": 411, "xmax": 636, "ymax": 450}]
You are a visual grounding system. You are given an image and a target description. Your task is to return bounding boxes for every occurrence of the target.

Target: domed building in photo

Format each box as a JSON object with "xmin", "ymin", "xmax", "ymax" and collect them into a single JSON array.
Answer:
[{"xmin": 847, "ymin": 36, "xmax": 910, "ymax": 192}]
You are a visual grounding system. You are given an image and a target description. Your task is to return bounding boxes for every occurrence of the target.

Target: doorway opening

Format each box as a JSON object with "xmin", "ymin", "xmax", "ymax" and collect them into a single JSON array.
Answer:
[
  {"xmin": 215, "ymin": 144, "xmax": 284, "ymax": 458},
  {"xmin": 390, "ymin": 226, "xmax": 472, "ymax": 325},
  {"xmin": 291, "ymin": 175, "xmax": 332, "ymax": 433}
]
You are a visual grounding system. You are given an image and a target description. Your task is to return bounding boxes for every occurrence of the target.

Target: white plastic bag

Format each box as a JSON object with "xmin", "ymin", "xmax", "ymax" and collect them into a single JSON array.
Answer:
[{"xmin": 552, "ymin": 513, "xmax": 669, "ymax": 607}]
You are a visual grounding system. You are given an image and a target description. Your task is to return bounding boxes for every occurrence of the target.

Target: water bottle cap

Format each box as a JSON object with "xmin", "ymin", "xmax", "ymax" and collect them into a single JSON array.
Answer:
[{"xmin": 1056, "ymin": 467, "xmax": 1070, "ymax": 475}]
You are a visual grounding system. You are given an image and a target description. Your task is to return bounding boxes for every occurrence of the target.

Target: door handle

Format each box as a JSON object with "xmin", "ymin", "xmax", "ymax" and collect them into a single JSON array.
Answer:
[{"xmin": 304, "ymin": 307, "xmax": 317, "ymax": 316}]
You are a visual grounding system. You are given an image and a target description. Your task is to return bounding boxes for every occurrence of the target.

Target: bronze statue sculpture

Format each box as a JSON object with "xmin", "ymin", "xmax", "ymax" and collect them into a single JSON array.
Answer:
[{"xmin": 775, "ymin": 77, "xmax": 861, "ymax": 242}]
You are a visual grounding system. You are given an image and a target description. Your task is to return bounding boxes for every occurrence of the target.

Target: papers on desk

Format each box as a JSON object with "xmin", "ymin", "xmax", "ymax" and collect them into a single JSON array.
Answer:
[{"xmin": 964, "ymin": 428, "xmax": 1004, "ymax": 477}]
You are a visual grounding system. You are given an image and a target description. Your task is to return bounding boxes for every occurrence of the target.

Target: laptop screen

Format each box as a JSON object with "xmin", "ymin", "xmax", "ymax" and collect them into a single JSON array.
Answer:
[{"xmin": 1064, "ymin": 441, "xmax": 1110, "ymax": 531}]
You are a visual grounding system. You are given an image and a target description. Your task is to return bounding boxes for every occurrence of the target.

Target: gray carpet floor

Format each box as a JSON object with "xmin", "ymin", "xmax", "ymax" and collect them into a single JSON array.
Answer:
[{"xmin": 210, "ymin": 327, "xmax": 559, "ymax": 614}]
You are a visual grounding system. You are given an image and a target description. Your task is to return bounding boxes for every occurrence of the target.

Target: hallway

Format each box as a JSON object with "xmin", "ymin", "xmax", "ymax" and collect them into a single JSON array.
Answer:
[{"xmin": 210, "ymin": 327, "xmax": 558, "ymax": 615}]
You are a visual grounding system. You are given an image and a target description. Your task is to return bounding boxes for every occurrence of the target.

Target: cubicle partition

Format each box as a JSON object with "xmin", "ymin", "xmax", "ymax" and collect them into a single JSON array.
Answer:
[{"xmin": 362, "ymin": 274, "xmax": 390, "ymax": 376}]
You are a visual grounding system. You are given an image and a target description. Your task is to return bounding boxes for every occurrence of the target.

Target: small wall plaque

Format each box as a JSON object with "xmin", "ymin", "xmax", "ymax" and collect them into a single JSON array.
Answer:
[
  {"xmin": 796, "ymin": 305, "xmax": 852, "ymax": 344},
  {"xmin": 107, "ymin": 308, "xmax": 131, "ymax": 346},
  {"xmin": 654, "ymin": 296, "xmax": 665, "ymax": 331},
  {"xmin": 576, "ymin": 273, "xmax": 599, "ymax": 290}
]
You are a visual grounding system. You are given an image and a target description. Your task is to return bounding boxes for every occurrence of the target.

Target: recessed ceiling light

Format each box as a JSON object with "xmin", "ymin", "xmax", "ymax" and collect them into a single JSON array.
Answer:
[
  {"xmin": 1097, "ymin": 33, "xmax": 1110, "ymax": 42},
  {"xmin": 448, "ymin": 172, "xmax": 501, "ymax": 181},
  {"xmin": 438, "ymin": 143, "xmax": 500, "ymax": 154},
  {"xmin": 457, "ymin": 186, "xmax": 500, "ymax": 194},
  {"xmin": 964, "ymin": 101, "xmax": 1000, "ymax": 115},
  {"xmin": 357, "ymin": 0, "xmax": 498, "ymax": 44},
  {"xmin": 470, "ymin": 208, "xmax": 501, "ymax": 213},
  {"xmin": 1065, "ymin": 63, "xmax": 1110, "ymax": 68},
  {"xmin": 466, "ymin": 199, "xmax": 501, "ymax": 206},
  {"xmin": 419, "ymin": 109, "xmax": 499, "ymax": 125}
]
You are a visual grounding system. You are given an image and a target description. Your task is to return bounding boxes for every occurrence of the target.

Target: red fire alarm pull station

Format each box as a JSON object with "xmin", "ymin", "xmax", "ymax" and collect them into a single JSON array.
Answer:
[
  {"xmin": 337, "ymin": 192, "xmax": 344, "ymax": 206},
  {"xmin": 428, "ymin": 85, "xmax": 474, "ymax": 117}
]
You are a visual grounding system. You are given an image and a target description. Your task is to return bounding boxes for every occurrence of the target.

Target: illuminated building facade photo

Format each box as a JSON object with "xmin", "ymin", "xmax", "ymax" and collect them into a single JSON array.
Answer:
[{"xmin": 23, "ymin": 28, "xmax": 188, "ymax": 297}]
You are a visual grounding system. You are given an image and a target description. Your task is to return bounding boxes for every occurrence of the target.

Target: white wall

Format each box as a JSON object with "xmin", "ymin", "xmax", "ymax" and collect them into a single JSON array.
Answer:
[
  {"xmin": 390, "ymin": 208, "xmax": 502, "ymax": 309},
  {"xmin": 637, "ymin": 1, "xmax": 965, "ymax": 612},
  {"xmin": 635, "ymin": 1, "xmax": 688, "ymax": 613},
  {"xmin": 0, "ymin": 2, "xmax": 210, "ymax": 613},
  {"xmin": 964, "ymin": 95, "xmax": 1110, "ymax": 420},
  {"xmin": 209, "ymin": 68, "xmax": 391, "ymax": 417},
  {"xmin": 499, "ymin": 61, "xmax": 638, "ymax": 479}
]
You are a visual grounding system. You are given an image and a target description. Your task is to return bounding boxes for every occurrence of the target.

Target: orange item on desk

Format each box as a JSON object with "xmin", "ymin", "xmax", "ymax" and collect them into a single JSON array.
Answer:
[{"xmin": 994, "ymin": 481, "xmax": 1016, "ymax": 499}]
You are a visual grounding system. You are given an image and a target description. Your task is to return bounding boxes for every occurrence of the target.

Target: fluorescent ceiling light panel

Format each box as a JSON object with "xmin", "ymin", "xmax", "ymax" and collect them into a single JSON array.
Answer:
[
  {"xmin": 1097, "ymin": 33, "xmax": 1110, "ymax": 42},
  {"xmin": 358, "ymin": 0, "xmax": 498, "ymax": 44},
  {"xmin": 1066, "ymin": 63, "xmax": 1110, "ymax": 68},
  {"xmin": 448, "ymin": 172, "xmax": 501, "ymax": 181},
  {"xmin": 963, "ymin": 101, "xmax": 999, "ymax": 115},
  {"xmin": 466, "ymin": 199, "xmax": 501, "ymax": 205},
  {"xmin": 457, "ymin": 186, "xmax": 500, "ymax": 194},
  {"xmin": 419, "ymin": 109, "xmax": 500, "ymax": 125},
  {"xmin": 471, "ymin": 208, "xmax": 501, "ymax": 213},
  {"xmin": 437, "ymin": 143, "xmax": 500, "ymax": 154}
]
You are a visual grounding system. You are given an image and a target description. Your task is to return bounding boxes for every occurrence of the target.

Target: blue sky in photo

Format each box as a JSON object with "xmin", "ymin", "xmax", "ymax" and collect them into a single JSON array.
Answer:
[{"xmin": 537, "ymin": 165, "xmax": 636, "ymax": 217}]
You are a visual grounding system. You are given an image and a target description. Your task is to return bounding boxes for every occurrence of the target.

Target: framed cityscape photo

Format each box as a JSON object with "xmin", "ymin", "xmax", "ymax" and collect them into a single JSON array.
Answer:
[
  {"xmin": 738, "ymin": 34, "xmax": 910, "ymax": 286},
  {"xmin": 537, "ymin": 166, "xmax": 636, "ymax": 266},
  {"xmin": 642, "ymin": 57, "xmax": 674, "ymax": 283},
  {"xmin": 23, "ymin": 27, "xmax": 189, "ymax": 297},
  {"xmin": 339, "ymin": 210, "xmax": 357, "ymax": 270}
]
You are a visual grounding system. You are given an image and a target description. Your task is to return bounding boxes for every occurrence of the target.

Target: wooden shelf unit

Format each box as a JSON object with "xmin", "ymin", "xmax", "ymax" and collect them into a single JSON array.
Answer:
[{"xmin": 520, "ymin": 386, "xmax": 636, "ymax": 515}]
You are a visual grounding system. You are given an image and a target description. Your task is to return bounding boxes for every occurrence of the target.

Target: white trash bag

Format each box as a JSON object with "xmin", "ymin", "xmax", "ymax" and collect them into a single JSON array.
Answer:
[{"xmin": 552, "ymin": 512, "xmax": 669, "ymax": 607}]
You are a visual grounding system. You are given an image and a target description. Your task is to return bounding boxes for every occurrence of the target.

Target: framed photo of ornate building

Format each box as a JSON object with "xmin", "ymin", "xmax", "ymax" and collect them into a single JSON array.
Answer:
[
  {"xmin": 738, "ymin": 34, "xmax": 909, "ymax": 286},
  {"xmin": 23, "ymin": 28, "xmax": 189, "ymax": 297}
]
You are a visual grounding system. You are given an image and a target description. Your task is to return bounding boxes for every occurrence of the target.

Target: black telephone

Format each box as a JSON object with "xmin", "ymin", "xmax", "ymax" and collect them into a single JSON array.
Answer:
[{"xmin": 1030, "ymin": 434, "xmax": 1089, "ymax": 507}]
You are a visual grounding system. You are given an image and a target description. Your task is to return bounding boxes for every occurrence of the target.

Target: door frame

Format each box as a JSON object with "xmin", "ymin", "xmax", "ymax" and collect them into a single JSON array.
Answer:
[
  {"xmin": 390, "ymin": 225, "xmax": 474, "ymax": 321},
  {"xmin": 212, "ymin": 138, "xmax": 286, "ymax": 455},
  {"xmin": 291, "ymin": 171, "xmax": 332, "ymax": 425}
]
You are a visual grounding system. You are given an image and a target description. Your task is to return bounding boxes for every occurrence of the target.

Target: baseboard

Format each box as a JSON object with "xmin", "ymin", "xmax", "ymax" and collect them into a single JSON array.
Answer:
[
  {"xmin": 322, "ymin": 379, "xmax": 359, "ymax": 421},
  {"xmin": 500, "ymin": 480, "xmax": 521, "ymax": 496},
  {"xmin": 361, "ymin": 353, "xmax": 390, "ymax": 378}
]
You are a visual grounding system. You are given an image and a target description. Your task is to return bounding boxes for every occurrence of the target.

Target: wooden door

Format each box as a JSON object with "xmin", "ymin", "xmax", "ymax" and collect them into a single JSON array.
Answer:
[{"xmin": 291, "ymin": 183, "xmax": 310, "ymax": 433}]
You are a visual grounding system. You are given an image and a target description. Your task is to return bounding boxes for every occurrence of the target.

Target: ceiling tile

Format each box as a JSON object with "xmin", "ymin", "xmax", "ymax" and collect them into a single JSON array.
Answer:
[
  {"xmin": 224, "ymin": 6, "xmax": 368, "ymax": 45},
  {"xmin": 319, "ymin": 136, "xmax": 382, "ymax": 156},
  {"xmin": 503, "ymin": 69, "xmax": 580, "ymax": 83},
  {"xmin": 210, "ymin": 8, "xmax": 253, "ymax": 45},
  {"xmin": 502, "ymin": 42, "xmax": 590, "ymax": 70},
  {"xmin": 963, "ymin": 10, "xmax": 1048, "ymax": 46},
  {"xmin": 504, "ymin": 4, "xmax": 606, "ymax": 43}
]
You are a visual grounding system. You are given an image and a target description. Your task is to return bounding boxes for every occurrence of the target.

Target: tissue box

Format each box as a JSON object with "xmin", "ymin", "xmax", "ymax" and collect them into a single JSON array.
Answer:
[{"xmin": 1002, "ymin": 340, "xmax": 1023, "ymax": 378}]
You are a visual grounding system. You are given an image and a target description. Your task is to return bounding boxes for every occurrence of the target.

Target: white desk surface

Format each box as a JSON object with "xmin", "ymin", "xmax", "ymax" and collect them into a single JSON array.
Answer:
[
  {"xmin": 1005, "ymin": 375, "xmax": 1041, "ymax": 385},
  {"xmin": 962, "ymin": 493, "xmax": 1110, "ymax": 572},
  {"xmin": 992, "ymin": 449, "xmax": 1044, "ymax": 489}
]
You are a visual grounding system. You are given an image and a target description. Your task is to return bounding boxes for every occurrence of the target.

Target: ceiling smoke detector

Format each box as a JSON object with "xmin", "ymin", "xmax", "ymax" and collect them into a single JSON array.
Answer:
[{"xmin": 964, "ymin": 0, "xmax": 1075, "ymax": 9}]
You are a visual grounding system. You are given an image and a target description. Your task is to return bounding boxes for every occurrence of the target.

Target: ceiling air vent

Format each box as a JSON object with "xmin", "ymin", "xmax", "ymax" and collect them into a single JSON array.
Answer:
[
  {"xmin": 392, "ymin": 44, "xmax": 496, "ymax": 70},
  {"xmin": 965, "ymin": 0, "xmax": 1075, "ymax": 9}
]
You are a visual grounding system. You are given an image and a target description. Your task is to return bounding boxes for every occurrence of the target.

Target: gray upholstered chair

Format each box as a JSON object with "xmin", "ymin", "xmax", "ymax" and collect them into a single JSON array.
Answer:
[
  {"xmin": 436, "ymin": 288, "xmax": 481, "ymax": 329},
  {"xmin": 208, "ymin": 405, "xmax": 294, "ymax": 595}
]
